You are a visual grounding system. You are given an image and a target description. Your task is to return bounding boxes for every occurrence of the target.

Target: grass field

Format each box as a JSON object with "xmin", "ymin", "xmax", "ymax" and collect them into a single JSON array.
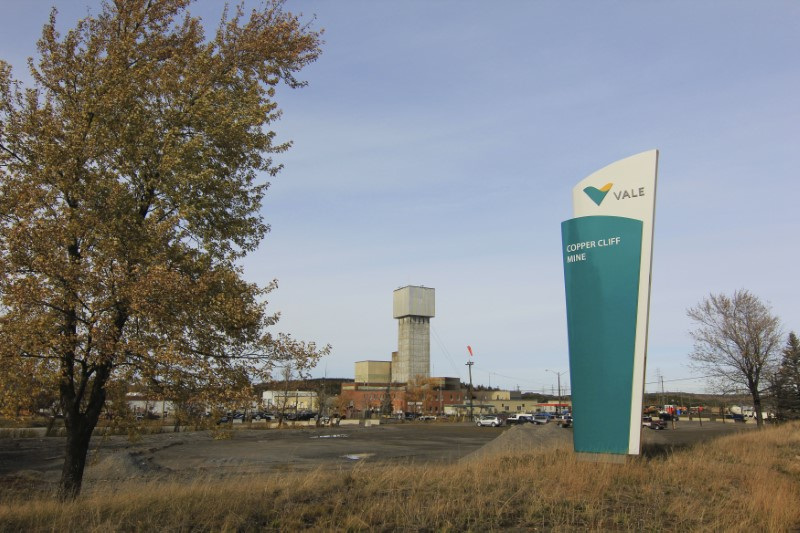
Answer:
[{"xmin": 0, "ymin": 422, "xmax": 798, "ymax": 531}]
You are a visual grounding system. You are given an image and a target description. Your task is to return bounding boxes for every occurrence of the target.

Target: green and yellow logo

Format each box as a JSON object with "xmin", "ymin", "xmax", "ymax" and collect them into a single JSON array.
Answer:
[{"xmin": 583, "ymin": 183, "xmax": 613, "ymax": 206}]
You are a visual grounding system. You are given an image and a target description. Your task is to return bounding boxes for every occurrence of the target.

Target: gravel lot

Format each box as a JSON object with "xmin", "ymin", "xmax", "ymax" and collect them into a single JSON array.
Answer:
[{"xmin": 0, "ymin": 419, "xmax": 755, "ymax": 493}]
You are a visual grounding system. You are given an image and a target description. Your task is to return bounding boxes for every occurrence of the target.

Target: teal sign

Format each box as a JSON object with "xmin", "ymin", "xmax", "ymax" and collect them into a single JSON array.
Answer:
[{"xmin": 562, "ymin": 216, "xmax": 643, "ymax": 455}]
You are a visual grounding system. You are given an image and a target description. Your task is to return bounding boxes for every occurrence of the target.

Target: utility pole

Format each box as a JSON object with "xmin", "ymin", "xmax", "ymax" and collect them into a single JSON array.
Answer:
[
  {"xmin": 546, "ymin": 369, "xmax": 565, "ymax": 415},
  {"xmin": 466, "ymin": 346, "xmax": 475, "ymax": 421},
  {"xmin": 466, "ymin": 360, "xmax": 474, "ymax": 421}
]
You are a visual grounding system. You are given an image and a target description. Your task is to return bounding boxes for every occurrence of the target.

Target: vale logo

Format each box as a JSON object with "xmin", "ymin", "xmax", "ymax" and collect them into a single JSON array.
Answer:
[{"xmin": 583, "ymin": 183, "xmax": 613, "ymax": 206}]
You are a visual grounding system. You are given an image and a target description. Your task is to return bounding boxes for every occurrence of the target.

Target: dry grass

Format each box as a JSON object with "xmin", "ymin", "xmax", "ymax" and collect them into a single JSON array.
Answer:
[{"xmin": 1, "ymin": 423, "xmax": 799, "ymax": 532}]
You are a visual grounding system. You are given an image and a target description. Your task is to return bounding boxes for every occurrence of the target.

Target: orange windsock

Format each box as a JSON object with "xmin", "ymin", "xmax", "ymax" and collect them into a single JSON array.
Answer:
[{"xmin": 467, "ymin": 345, "xmax": 473, "ymax": 357}]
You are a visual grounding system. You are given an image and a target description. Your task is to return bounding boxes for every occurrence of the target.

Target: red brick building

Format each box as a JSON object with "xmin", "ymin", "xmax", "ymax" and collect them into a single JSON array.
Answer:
[{"xmin": 338, "ymin": 378, "xmax": 465, "ymax": 418}]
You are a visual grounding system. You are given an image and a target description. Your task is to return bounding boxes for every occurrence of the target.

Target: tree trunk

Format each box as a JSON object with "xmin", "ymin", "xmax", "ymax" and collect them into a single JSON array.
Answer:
[
  {"xmin": 58, "ymin": 360, "xmax": 111, "ymax": 500},
  {"xmin": 46, "ymin": 416, "xmax": 58, "ymax": 437},
  {"xmin": 752, "ymin": 390, "xmax": 764, "ymax": 428},
  {"xmin": 58, "ymin": 414, "xmax": 96, "ymax": 501}
]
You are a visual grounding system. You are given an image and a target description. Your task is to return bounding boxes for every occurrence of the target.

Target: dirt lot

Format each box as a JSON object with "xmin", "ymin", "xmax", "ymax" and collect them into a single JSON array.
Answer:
[{"xmin": 0, "ymin": 419, "xmax": 755, "ymax": 494}]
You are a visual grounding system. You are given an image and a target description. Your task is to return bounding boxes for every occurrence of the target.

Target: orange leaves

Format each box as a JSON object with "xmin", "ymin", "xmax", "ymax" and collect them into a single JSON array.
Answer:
[{"xmin": 0, "ymin": 0, "xmax": 324, "ymax": 416}]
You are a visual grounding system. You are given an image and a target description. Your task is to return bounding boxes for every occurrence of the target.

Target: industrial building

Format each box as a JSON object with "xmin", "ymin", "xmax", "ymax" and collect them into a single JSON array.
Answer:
[
  {"xmin": 337, "ymin": 285, "xmax": 469, "ymax": 417},
  {"xmin": 392, "ymin": 285, "xmax": 435, "ymax": 383},
  {"xmin": 350, "ymin": 285, "xmax": 437, "ymax": 387},
  {"xmin": 354, "ymin": 360, "xmax": 392, "ymax": 384}
]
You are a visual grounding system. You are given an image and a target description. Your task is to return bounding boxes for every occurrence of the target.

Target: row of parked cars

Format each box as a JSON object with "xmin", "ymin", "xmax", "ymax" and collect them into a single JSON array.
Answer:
[
  {"xmin": 217, "ymin": 411, "xmax": 320, "ymax": 424},
  {"xmin": 476, "ymin": 413, "xmax": 573, "ymax": 427}
]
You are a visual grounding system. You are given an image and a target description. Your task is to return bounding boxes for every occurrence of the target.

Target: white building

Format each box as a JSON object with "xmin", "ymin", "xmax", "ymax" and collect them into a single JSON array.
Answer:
[
  {"xmin": 261, "ymin": 390, "xmax": 318, "ymax": 412},
  {"xmin": 126, "ymin": 393, "xmax": 174, "ymax": 418}
]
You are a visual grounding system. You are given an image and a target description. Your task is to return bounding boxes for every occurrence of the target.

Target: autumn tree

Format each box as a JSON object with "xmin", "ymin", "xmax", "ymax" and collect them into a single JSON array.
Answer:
[
  {"xmin": 405, "ymin": 376, "xmax": 439, "ymax": 415},
  {"xmin": 687, "ymin": 290, "xmax": 782, "ymax": 427},
  {"xmin": 272, "ymin": 333, "xmax": 326, "ymax": 424},
  {"xmin": 0, "ymin": 0, "xmax": 323, "ymax": 500},
  {"xmin": 380, "ymin": 383, "xmax": 393, "ymax": 416}
]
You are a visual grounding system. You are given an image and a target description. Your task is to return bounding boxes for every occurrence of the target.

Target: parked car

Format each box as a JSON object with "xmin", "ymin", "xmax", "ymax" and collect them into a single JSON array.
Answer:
[
  {"xmin": 418, "ymin": 415, "xmax": 437, "ymax": 421},
  {"xmin": 476, "ymin": 414, "xmax": 503, "ymax": 427},
  {"xmin": 531, "ymin": 413, "xmax": 552, "ymax": 425},
  {"xmin": 642, "ymin": 416, "xmax": 666, "ymax": 430},
  {"xmin": 724, "ymin": 413, "xmax": 745, "ymax": 422},
  {"xmin": 281, "ymin": 412, "xmax": 315, "ymax": 421}
]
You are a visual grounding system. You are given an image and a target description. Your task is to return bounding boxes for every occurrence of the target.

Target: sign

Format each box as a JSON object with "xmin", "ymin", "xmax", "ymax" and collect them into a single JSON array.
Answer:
[{"xmin": 561, "ymin": 150, "xmax": 658, "ymax": 457}]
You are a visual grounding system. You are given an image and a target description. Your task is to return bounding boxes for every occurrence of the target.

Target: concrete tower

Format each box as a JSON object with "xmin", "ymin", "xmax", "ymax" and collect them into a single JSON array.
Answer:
[{"xmin": 393, "ymin": 285, "xmax": 435, "ymax": 383}]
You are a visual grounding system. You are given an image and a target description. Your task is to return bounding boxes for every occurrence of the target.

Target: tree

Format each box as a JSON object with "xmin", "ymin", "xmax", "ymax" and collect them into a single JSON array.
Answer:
[
  {"xmin": 380, "ymin": 383, "xmax": 393, "ymax": 416},
  {"xmin": 0, "ymin": 0, "xmax": 322, "ymax": 500},
  {"xmin": 271, "ymin": 333, "xmax": 326, "ymax": 425},
  {"xmin": 313, "ymin": 377, "xmax": 336, "ymax": 424},
  {"xmin": 773, "ymin": 332, "xmax": 800, "ymax": 420},
  {"xmin": 687, "ymin": 290, "xmax": 782, "ymax": 427},
  {"xmin": 405, "ymin": 376, "xmax": 439, "ymax": 415}
]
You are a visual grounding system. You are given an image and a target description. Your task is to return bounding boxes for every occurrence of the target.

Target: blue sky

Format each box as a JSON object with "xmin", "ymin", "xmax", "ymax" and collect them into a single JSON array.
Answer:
[{"xmin": 2, "ymin": 1, "xmax": 799, "ymax": 394}]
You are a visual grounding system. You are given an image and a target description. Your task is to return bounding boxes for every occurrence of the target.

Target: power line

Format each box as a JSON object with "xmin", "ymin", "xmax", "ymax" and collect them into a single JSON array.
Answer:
[
  {"xmin": 430, "ymin": 325, "xmax": 462, "ymax": 378},
  {"xmin": 644, "ymin": 374, "xmax": 717, "ymax": 385},
  {"xmin": 425, "ymin": 356, "xmax": 717, "ymax": 393},
  {"xmin": 472, "ymin": 366, "xmax": 553, "ymax": 390}
]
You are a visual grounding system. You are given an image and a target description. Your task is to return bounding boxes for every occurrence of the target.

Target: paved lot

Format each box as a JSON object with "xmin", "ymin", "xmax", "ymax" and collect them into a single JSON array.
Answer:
[
  {"xmin": 640, "ymin": 419, "xmax": 756, "ymax": 452},
  {"xmin": 0, "ymin": 419, "xmax": 755, "ymax": 489},
  {"xmin": 150, "ymin": 422, "xmax": 506, "ymax": 474},
  {"xmin": 0, "ymin": 422, "xmax": 508, "ymax": 483}
]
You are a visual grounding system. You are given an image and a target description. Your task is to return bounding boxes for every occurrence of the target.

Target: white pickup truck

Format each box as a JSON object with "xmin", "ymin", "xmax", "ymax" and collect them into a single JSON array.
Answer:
[{"xmin": 505, "ymin": 414, "xmax": 532, "ymax": 425}]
